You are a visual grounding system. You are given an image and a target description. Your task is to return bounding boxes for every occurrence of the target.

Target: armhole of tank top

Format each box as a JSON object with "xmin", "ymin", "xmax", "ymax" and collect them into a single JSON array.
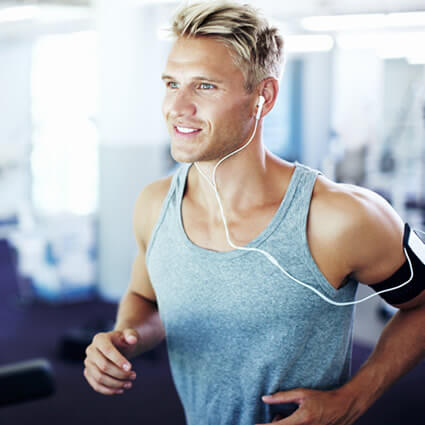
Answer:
[
  {"xmin": 299, "ymin": 170, "xmax": 358, "ymax": 301},
  {"xmin": 298, "ymin": 169, "xmax": 345, "ymax": 299},
  {"xmin": 145, "ymin": 167, "xmax": 183, "ymax": 264}
]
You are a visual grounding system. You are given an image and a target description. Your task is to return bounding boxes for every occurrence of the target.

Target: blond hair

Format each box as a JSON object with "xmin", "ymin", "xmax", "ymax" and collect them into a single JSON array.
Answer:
[{"xmin": 169, "ymin": 0, "xmax": 285, "ymax": 92}]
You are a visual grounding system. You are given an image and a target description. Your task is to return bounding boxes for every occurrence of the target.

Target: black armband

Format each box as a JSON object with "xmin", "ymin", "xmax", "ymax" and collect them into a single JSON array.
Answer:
[{"xmin": 371, "ymin": 223, "xmax": 425, "ymax": 305}]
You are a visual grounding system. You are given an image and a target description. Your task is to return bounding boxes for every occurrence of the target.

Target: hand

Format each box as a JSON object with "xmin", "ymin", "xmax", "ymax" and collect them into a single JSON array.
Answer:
[
  {"xmin": 84, "ymin": 328, "xmax": 140, "ymax": 395},
  {"xmin": 256, "ymin": 387, "xmax": 361, "ymax": 425}
]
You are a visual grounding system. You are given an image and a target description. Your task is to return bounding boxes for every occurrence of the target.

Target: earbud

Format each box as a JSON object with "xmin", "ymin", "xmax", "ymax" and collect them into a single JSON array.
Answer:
[{"xmin": 256, "ymin": 95, "xmax": 265, "ymax": 120}]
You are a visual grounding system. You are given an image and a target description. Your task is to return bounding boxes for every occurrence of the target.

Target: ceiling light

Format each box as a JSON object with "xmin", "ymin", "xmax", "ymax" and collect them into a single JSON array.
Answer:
[
  {"xmin": 386, "ymin": 12, "xmax": 425, "ymax": 28},
  {"xmin": 337, "ymin": 31, "xmax": 425, "ymax": 49},
  {"xmin": 285, "ymin": 35, "xmax": 334, "ymax": 53},
  {"xmin": 0, "ymin": 5, "xmax": 41, "ymax": 23},
  {"xmin": 336, "ymin": 31, "xmax": 425, "ymax": 61},
  {"xmin": 407, "ymin": 55, "xmax": 425, "ymax": 65},
  {"xmin": 301, "ymin": 14, "xmax": 386, "ymax": 32},
  {"xmin": 301, "ymin": 12, "xmax": 425, "ymax": 32}
]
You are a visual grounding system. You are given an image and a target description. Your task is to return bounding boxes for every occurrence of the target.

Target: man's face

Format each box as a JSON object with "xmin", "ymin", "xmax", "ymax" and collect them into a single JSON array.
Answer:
[{"xmin": 162, "ymin": 36, "xmax": 256, "ymax": 163}]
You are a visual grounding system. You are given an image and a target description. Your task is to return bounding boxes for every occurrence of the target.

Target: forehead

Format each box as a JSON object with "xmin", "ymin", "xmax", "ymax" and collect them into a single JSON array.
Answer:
[{"xmin": 164, "ymin": 37, "xmax": 245, "ymax": 84}]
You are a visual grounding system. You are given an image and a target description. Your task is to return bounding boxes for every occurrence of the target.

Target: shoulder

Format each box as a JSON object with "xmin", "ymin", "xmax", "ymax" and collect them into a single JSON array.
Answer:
[
  {"xmin": 310, "ymin": 174, "xmax": 400, "ymax": 230},
  {"xmin": 133, "ymin": 174, "xmax": 174, "ymax": 249},
  {"xmin": 137, "ymin": 175, "xmax": 174, "ymax": 210},
  {"xmin": 309, "ymin": 174, "xmax": 405, "ymax": 284}
]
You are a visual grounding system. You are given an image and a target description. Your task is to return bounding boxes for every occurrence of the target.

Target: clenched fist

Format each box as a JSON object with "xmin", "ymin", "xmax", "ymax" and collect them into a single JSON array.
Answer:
[{"xmin": 84, "ymin": 328, "xmax": 140, "ymax": 395}]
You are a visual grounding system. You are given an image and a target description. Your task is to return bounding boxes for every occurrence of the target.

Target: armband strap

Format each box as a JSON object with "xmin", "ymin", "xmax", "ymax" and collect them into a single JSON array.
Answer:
[{"xmin": 370, "ymin": 223, "xmax": 425, "ymax": 304}]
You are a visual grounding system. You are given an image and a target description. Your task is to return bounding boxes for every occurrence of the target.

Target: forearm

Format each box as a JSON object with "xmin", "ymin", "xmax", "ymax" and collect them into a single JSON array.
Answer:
[
  {"xmin": 341, "ymin": 305, "xmax": 425, "ymax": 414},
  {"xmin": 114, "ymin": 290, "xmax": 166, "ymax": 357}
]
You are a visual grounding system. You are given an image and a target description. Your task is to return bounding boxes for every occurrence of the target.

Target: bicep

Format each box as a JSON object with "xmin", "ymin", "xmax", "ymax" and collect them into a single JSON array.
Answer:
[
  {"xmin": 347, "ymin": 188, "xmax": 405, "ymax": 286},
  {"xmin": 349, "ymin": 196, "xmax": 425, "ymax": 309},
  {"xmin": 128, "ymin": 177, "xmax": 172, "ymax": 303},
  {"xmin": 130, "ymin": 190, "xmax": 157, "ymax": 303},
  {"xmin": 377, "ymin": 224, "xmax": 425, "ymax": 310},
  {"xmin": 392, "ymin": 289, "xmax": 425, "ymax": 310},
  {"xmin": 128, "ymin": 248, "xmax": 157, "ymax": 303}
]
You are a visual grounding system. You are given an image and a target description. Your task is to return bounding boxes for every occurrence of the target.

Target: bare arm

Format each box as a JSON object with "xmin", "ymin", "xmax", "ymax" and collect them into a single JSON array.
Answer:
[
  {"xmin": 113, "ymin": 250, "xmax": 166, "ymax": 358},
  {"xmin": 259, "ymin": 185, "xmax": 425, "ymax": 424},
  {"xmin": 84, "ymin": 177, "xmax": 171, "ymax": 395},
  {"xmin": 114, "ymin": 292, "xmax": 164, "ymax": 358},
  {"xmin": 112, "ymin": 177, "xmax": 173, "ymax": 353},
  {"xmin": 337, "ymin": 190, "xmax": 425, "ymax": 418},
  {"xmin": 341, "ymin": 293, "xmax": 425, "ymax": 418}
]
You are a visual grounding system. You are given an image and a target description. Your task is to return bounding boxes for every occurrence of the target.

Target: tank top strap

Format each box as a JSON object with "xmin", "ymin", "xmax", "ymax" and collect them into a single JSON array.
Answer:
[
  {"xmin": 146, "ymin": 163, "xmax": 191, "ymax": 263},
  {"xmin": 286, "ymin": 161, "xmax": 322, "ymax": 233},
  {"xmin": 175, "ymin": 162, "xmax": 191, "ymax": 202}
]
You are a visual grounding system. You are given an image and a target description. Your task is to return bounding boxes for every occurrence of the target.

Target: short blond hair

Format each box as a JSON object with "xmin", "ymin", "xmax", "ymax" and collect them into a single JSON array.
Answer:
[{"xmin": 169, "ymin": 0, "xmax": 285, "ymax": 92}]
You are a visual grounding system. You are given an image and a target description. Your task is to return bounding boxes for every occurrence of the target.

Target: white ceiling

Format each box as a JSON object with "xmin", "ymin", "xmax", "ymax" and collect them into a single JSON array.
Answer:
[
  {"xmin": 0, "ymin": 0, "xmax": 425, "ymax": 40},
  {"xmin": 2, "ymin": 0, "xmax": 425, "ymax": 15},
  {"xmin": 257, "ymin": 0, "xmax": 425, "ymax": 18}
]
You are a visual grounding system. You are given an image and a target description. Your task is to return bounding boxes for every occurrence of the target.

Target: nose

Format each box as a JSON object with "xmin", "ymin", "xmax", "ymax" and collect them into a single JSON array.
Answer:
[{"xmin": 165, "ymin": 88, "xmax": 196, "ymax": 120}]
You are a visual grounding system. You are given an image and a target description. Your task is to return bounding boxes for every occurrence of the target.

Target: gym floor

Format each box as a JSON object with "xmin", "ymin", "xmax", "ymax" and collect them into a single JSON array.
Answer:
[{"xmin": 0, "ymin": 240, "xmax": 423, "ymax": 425}]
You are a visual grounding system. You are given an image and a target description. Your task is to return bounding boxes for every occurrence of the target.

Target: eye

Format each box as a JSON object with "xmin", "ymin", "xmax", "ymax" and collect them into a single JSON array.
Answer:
[
  {"xmin": 167, "ymin": 81, "xmax": 179, "ymax": 89},
  {"xmin": 199, "ymin": 82, "xmax": 215, "ymax": 90}
]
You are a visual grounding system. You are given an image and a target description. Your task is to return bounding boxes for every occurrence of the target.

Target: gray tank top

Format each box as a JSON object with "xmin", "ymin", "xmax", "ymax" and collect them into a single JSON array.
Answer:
[{"xmin": 146, "ymin": 162, "xmax": 358, "ymax": 425}]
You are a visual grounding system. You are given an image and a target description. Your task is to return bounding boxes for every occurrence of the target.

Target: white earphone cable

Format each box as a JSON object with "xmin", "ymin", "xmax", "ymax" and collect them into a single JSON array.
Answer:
[{"xmin": 194, "ymin": 102, "xmax": 415, "ymax": 307}]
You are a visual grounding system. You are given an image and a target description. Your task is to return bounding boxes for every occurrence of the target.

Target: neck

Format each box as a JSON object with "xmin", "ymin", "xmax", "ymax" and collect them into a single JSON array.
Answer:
[{"xmin": 190, "ymin": 139, "xmax": 271, "ymax": 216}]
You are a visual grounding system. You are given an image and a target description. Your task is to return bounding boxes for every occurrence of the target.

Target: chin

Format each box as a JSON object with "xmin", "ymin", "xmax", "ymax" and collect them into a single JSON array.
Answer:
[
  {"xmin": 170, "ymin": 145, "xmax": 197, "ymax": 163},
  {"xmin": 170, "ymin": 138, "xmax": 219, "ymax": 164}
]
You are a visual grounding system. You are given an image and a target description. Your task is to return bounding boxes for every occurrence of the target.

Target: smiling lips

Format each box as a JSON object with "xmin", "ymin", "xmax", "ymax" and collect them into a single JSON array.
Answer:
[{"xmin": 174, "ymin": 125, "xmax": 202, "ymax": 135}]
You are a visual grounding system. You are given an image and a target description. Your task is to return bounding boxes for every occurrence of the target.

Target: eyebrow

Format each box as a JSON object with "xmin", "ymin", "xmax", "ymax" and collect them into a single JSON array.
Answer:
[
  {"xmin": 161, "ymin": 74, "xmax": 173, "ymax": 81},
  {"xmin": 161, "ymin": 74, "xmax": 224, "ymax": 84}
]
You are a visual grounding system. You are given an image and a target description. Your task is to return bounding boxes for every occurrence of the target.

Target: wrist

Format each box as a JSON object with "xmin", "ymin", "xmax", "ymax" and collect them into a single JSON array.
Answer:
[
  {"xmin": 114, "ymin": 320, "xmax": 141, "ymax": 335},
  {"xmin": 337, "ymin": 367, "xmax": 384, "ymax": 416}
]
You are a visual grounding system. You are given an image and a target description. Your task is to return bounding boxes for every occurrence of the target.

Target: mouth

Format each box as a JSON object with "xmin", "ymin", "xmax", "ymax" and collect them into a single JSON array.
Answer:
[{"xmin": 173, "ymin": 125, "xmax": 202, "ymax": 136}]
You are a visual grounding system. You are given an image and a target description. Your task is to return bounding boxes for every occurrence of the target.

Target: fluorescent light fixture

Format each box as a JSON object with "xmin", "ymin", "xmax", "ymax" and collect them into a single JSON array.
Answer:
[
  {"xmin": 337, "ymin": 32, "xmax": 396, "ymax": 49},
  {"xmin": 302, "ymin": 14, "xmax": 386, "ymax": 32},
  {"xmin": 337, "ymin": 31, "xmax": 425, "ymax": 61},
  {"xmin": 0, "ymin": 4, "xmax": 90, "ymax": 24},
  {"xmin": 301, "ymin": 12, "xmax": 425, "ymax": 32},
  {"xmin": 337, "ymin": 31, "xmax": 425, "ymax": 49},
  {"xmin": 407, "ymin": 55, "xmax": 425, "ymax": 65},
  {"xmin": 285, "ymin": 34, "xmax": 334, "ymax": 53},
  {"xmin": 385, "ymin": 12, "xmax": 425, "ymax": 28},
  {"xmin": 0, "ymin": 5, "xmax": 41, "ymax": 23}
]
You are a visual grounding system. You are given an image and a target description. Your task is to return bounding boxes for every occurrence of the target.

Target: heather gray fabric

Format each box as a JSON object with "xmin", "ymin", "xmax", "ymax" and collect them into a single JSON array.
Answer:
[{"xmin": 146, "ymin": 162, "xmax": 358, "ymax": 425}]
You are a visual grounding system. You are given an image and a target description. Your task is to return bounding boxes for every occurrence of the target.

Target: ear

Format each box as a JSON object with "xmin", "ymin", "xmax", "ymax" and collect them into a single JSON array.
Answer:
[{"xmin": 256, "ymin": 77, "xmax": 279, "ymax": 119}]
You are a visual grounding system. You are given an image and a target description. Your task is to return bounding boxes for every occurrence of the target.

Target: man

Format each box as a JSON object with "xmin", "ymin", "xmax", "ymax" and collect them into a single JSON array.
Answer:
[{"xmin": 83, "ymin": 1, "xmax": 425, "ymax": 424}]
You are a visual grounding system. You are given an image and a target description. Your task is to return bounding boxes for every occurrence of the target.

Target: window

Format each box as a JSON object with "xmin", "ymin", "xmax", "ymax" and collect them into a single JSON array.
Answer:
[{"xmin": 31, "ymin": 30, "xmax": 98, "ymax": 216}]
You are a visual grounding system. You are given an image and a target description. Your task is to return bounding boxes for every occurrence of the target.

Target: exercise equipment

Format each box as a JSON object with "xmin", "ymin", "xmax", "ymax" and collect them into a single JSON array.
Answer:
[{"xmin": 0, "ymin": 358, "xmax": 55, "ymax": 407}]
